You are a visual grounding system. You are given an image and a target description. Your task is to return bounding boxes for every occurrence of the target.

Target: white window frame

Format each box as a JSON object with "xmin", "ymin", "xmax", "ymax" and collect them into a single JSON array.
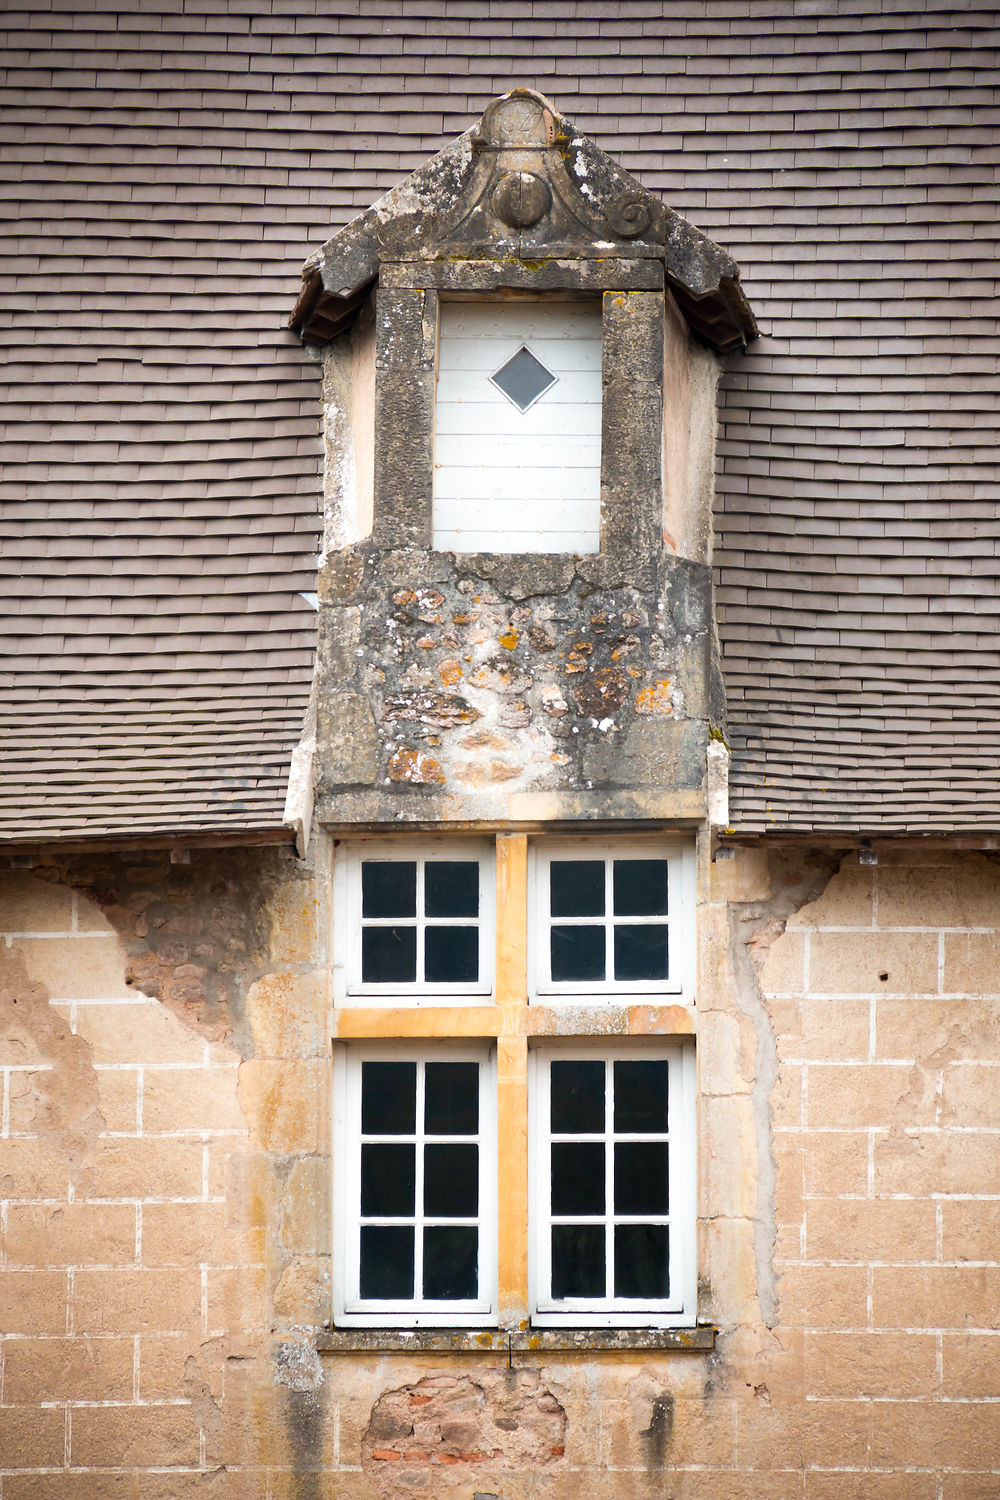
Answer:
[
  {"xmin": 432, "ymin": 298, "xmax": 604, "ymax": 556},
  {"xmin": 528, "ymin": 838, "xmax": 696, "ymax": 1002},
  {"xmin": 332, "ymin": 838, "xmax": 496, "ymax": 1006},
  {"xmin": 332, "ymin": 1042, "xmax": 498, "ymax": 1328},
  {"xmin": 528, "ymin": 1041, "xmax": 697, "ymax": 1328}
]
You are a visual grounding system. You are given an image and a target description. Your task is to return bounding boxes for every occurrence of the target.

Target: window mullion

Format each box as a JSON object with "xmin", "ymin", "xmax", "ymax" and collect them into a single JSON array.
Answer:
[
  {"xmin": 415, "ymin": 858, "xmax": 426, "ymax": 989},
  {"xmin": 605, "ymin": 1057, "xmax": 614, "ymax": 1301},
  {"xmin": 605, "ymin": 858, "xmax": 614, "ymax": 984},
  {"xmin": 414, "ymin": 1060, "xmax": 425, "ymax": 1302}
]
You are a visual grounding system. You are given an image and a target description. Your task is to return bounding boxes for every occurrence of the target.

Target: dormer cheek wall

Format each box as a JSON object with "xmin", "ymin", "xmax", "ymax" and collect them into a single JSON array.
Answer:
[{"xmin": 313, "ymin": 263, "xmax": 725, "ymax": 829}]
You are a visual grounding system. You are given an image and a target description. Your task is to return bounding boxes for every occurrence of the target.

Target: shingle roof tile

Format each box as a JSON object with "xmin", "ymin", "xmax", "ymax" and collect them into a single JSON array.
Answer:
[{"xmin": 1, "ymin": 0, "xmax": 997, "ymax": 838}]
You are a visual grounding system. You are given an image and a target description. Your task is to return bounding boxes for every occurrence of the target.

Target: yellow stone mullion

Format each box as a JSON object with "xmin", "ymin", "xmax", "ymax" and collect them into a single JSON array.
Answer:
[{"xmin": 494, "ymin": 833, "xmax": 529, "ymax": 1325}]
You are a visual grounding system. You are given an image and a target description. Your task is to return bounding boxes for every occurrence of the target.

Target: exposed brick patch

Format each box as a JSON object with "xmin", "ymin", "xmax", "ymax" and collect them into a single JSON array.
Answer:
[
  {"xmin": 31, "ymin": 846, "xmax": 306, "ymax": 1049},
  {"xmin": 362, "ymin": 1371, "xmax": 566, "ymax": 1491}
]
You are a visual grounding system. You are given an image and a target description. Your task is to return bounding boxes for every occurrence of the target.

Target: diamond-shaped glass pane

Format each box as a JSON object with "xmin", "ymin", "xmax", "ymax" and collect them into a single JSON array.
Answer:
[{"xmin": 490, "ymin": 345, "xmax": 556, "ymax": 411}]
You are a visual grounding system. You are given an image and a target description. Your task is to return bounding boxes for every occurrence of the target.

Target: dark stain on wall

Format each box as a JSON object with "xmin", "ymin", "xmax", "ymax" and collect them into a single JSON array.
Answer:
[{"xmin": 641, "ymin": 1391, "xmax": 674, "ymax": 1471}]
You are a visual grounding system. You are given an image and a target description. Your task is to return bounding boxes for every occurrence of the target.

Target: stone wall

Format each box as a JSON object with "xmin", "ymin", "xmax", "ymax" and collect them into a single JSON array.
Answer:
[
  {"xmin": 0, "ymin": 848, "xmax": 334, "ymax": 1499},
  {"xmin": 316, "ymin": 543, "xmax": 718, "ymax": 825},
  {"xmin": 1, "ymin": 842, "xmax": 998, "ymax": 1495}
]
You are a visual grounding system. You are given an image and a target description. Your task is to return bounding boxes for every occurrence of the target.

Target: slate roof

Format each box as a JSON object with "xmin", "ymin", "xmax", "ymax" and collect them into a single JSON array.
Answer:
[{"xmin": 1, "ymin": 1, "xmax": 998, "ymax": 839}]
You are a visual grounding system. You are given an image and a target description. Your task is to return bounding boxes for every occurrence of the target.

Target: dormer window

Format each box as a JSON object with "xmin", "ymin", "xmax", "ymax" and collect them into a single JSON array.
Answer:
[{"xmin": 432, "ymin": 301, "xmax": 602, "ymax": 555}]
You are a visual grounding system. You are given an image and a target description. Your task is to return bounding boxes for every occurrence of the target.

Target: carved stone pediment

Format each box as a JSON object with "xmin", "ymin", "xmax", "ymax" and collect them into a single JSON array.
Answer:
[
  {"xmin": 374, "ymin": 89, "xmax": 667, "ymax": 263},
  {"xmin": 291, "ymin": 89, "xmax": 756, "ymax": 353}
]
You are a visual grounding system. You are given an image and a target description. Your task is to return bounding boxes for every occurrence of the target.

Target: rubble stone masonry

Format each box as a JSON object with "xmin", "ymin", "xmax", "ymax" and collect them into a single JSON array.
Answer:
[{"xmin": 1, "ymin": 842, "xmax": 998, "ymax": 1496}]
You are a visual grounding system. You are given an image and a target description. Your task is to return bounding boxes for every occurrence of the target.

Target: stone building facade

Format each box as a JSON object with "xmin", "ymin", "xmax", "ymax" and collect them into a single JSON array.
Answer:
[
  {"xmin": 2, "ymin": 17, "xmax": 1000, "ymax": 1500},
  {"xmin": 6, "ymin": 832, "xmax": 1000, "ymax": 1495}
]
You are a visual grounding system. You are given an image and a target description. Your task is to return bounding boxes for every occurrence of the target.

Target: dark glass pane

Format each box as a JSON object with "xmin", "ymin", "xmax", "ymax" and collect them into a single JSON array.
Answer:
[
  {"xmin": 424, "ymin": 1144, "xmax": 479, "ymax": 1217},
  {"xmin": 360, "ymin": 1225, "xmax": 414, "ymax": 1300},
  {"xmin": 491, "ymin": 346, "xmax": 556, "ymax": 412},
  {"xmin": 362, "ymin": 861, "xmax": 416, "ymax": 919},
  {"xmin": 613, "ymin": 924, "xmax": 668, "ymax": 982},
  {"xmin": 423, "ymin": 1226, "xmax": 478, "ymax": 1300},
  {"xmin": 613, "ymin": 859, "xmax": 668, "ymax": 916},
  {"xmin": 361, "ymin": 1144, "xmax": 415, "ymax": 1217},
  {"xmin": 425, "ymin": 862, "xmax": 479, "ymax": 919},
  {"xmin": 551, "ymin": 1060, "xmax": 605, "ymax": 1134},
  {"xmin": 551, "ymin": 1142, "xmax": 605, "ymax": 1216},
  {"xmin": 361, "ymin": 926, "xmax": 417, "ymax": 984},
  {"xmin": 551, "ymin": 1224, "xmax": 605, "ymax": 1299},
  {"xmin": 613, "ymin": 1061, "xmax": 668, "ymax": 1133},
  {"xmin": 425, "ymin": 925, "xmax": 478, "ymax": 984},
  {"xmin": 550, "ymin": 860, "xmax": 605, "ymax": 917},
  {"xmin": 361, "ymin": 1061, "xmax": 416, "ymax": 1135},
  {"xmin": 614, "ymin": 1224, "xmax": 669, "ymax": 1299},
  {"xmin": 614, "ymin": 1142, "xmax": 669, "ymax": 1216},
  {"xmin": 551, "ymin": 924, "xmax": 605, "ymax": 982},
  {"xmin": 424, "ymin": 1062, "xmax": 479, "ymax": 1136}
]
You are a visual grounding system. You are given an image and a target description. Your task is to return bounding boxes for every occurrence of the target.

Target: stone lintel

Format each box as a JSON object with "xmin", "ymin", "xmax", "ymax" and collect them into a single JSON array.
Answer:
[
  {"xmin": 314, "ymin": 788, "xmax": 708, "ymax": 827},
  {"xmin": 382, "ymin": 255, "xmax": 666, "ymax": 285}
]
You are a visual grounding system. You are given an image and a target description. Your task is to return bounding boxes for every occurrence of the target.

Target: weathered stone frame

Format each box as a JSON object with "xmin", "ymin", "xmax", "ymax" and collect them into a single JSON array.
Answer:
[{"xmin": 371, "ymin": 259, "xmax": 665, "ymax": 580}]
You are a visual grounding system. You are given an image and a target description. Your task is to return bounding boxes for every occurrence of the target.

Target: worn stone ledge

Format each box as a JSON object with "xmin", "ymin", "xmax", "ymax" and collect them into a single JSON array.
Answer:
[{"xmin": 317, "ymin": 1327, "xmax": 715, "ymax": 1354}]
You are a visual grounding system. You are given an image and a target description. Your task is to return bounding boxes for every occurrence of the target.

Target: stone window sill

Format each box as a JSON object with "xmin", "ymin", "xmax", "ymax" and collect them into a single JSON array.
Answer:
[{"xmin": 317, "ymin": 1327, "xmax": 715, "ymax": 1354}]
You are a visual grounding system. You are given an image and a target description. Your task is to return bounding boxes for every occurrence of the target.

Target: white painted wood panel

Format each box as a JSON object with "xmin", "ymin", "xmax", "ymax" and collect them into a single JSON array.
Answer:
[{"xmin": 433, "ymin": 301, "xmax": 603, "ymax": 555}]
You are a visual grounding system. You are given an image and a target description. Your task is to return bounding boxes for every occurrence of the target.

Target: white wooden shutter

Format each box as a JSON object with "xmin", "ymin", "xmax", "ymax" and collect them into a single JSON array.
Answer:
[{"xmin": 433, "ymin": 301, "xmax": 603, "ymax": 554}]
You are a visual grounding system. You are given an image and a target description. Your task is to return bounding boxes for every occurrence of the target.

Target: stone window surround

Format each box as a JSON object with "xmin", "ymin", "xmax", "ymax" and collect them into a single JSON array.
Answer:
[
  {"xmin": 371, "ymin": 258, "xmax": 666, "ymax": 576},
  {"xmin": 328, "ymin": 831, "xmax": 701, "ymax": 1339}
]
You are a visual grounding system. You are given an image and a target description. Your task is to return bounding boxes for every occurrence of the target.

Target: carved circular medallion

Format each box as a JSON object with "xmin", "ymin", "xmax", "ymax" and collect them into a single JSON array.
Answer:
[
  {"xmin": 606, "ymin": 191, "xmax": 652, "ymax": 239},
  {"xmin": 491, "ymin": 171, "xmax": 551, "ymax": 229}
]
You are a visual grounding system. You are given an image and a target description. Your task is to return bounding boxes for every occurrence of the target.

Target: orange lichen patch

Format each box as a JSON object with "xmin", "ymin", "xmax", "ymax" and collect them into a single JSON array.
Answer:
[
  {"xmin": 455, "ymin": 763, "xmax": 490, "ymax": 787},
  {"xmin": 490, "ymin": 762, "xmax": 520, "ymax": 781},
  {"xmin": 416, "ymin": 635, "xmax": 436, "ymax": 649},
  {"xmin": 636, "ymin": 680, "xmax": 674, "ymax": 715},
  {"xmin": 574, "ymin": 665, "xmax": 628, "ymax": 716},
  {"xmin": 387, "ymin": 746, "xmax": 445, "ymax": 785},
  {"xmin": 550, "ymin": 752, "xmax": 569, "ymax": 764},
  {"xmin": 393, "ymin": 587, "xmax": 444, "ymax": 622},
  {"xmin": 438, "ymin": 659, "xmax": 464, "ymax": 686},
  {"xmin": 499, "ymin": 628, "xmax": 518, "ymax": 650},
  {"xmin": 470, "ymin": 663, "xmax": 510, "ymax": 688},
  {"xmin": 564, "ymin": 643, "xmax": 593, "ymax": 673},
  {"xmin": 459, "ymin": 731, "xmax": 507, "ymax": 751}
]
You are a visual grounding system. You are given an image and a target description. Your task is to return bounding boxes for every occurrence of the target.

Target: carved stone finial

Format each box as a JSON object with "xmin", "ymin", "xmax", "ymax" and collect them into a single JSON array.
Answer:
[
  {"xmin": 491, "ymin": 171, "xmax": 551, "ymax": 229},
  {"xmin": 476, "ymin": 90, "xmax": 557, "ymax": 150}
]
